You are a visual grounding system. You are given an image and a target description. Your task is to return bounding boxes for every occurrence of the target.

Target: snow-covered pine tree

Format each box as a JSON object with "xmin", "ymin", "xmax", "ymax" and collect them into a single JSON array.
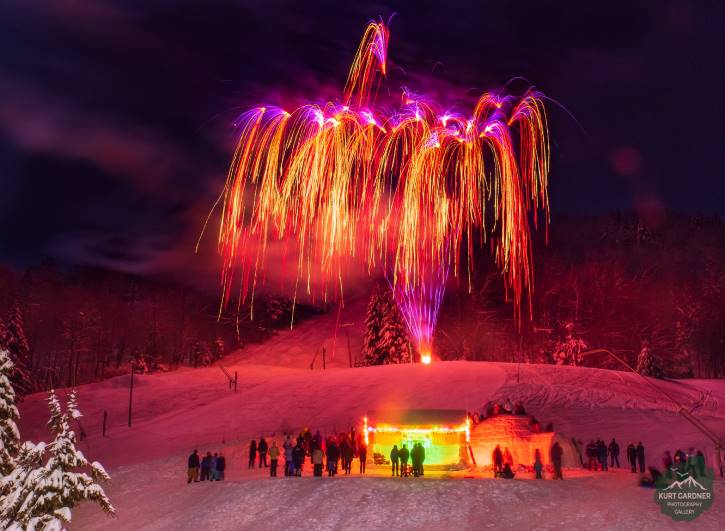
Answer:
[
  {"xmin": 360, "ymin": 284, "xmax": 411, "ymax": 366},
  {"xmin": 0, "ymin": 349, "xmax": 21, "ymax": 477},
  {"xmin": 1, "ymin": 390, "xmax": 115, "ymax": 530},
  {"xmin": 3, "ymin": 304, "xmax": 33, "ymax": 400},
  {"xmin": 0, "ymin": 440, "xmax": 48, "ymax": 530},
  {"xmin": 636, "ymin": 341, "xmax": 664, "ymax": 379}
]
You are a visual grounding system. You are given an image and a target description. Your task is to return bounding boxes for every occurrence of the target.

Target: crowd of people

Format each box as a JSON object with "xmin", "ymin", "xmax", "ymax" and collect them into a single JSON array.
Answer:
[
  {"xmin": 247, "ymin": 427, "xmax": 368, "ymax": 478},
  {"xmin": 389, "ymin": 443, "xmax": 426, "ymax": 477},
  {"xmin": 186, "ymin": 450, "xmax": 226, "ymax": 483}
]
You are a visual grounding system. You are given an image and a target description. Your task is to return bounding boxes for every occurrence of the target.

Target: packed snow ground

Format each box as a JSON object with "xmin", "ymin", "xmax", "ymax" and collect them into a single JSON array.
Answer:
[{"xmin": 16, "ymin": 314, "xmax": 725, "ymax": 530}]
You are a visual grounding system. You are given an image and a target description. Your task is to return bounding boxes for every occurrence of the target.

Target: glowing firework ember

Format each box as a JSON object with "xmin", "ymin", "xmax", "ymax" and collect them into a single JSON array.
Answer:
[{"xmin": 213, "ymin": 20, "xmax": 550, "ymax": 361}]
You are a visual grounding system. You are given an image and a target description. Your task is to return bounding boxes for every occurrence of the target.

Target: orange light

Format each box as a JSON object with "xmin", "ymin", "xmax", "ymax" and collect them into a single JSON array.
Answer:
[{"xmin": 421, "ymin": 352, "xmax": 432, "ymax": 365}]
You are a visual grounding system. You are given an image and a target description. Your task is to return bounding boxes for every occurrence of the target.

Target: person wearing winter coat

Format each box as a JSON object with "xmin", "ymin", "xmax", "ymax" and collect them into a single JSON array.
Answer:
[
  {"xmin": 269, "ymin": 441, "xmax": 280, "ymax": 477},
  {"xmin": 258, "ymin": 437, "xmax": 269, "ymax": 467},
  {"xmin": 312, "ymin": 443, "xmax": 324, "ymax": 477},
  {"xmin": 411, "ymin": 444, "xmax": 421, "ymax": 477},
  {"xmin": 636, "ymin": 442, "xmax": 645, "ymax": 473},
  {"xmin": 418, "ymin": 443, "xmax": 426, "ymax": 476},
  {"xmin": 502, "ymin": 463, "xmax": 515, "ymax": 479},
  {"xmin": 216, "ymin": 452, "xmax": 226, "ymax": 481},
  {"xmin": 201, "ymin": 452, "xmax": 213, "ymax": 481},
  {"xmin": 284, "ymin": 438, "xmax": 295, "ymax": 477},
  {"xmin": 551, "ymin": 442, "xmax": 563, "ymax": 480},
  {"xmin": 292, "ymin": 441, "xmax": 305, "ymax": 476},
  {"xmin": 249, "ymin": 439, "xmax": 257, "ymax": 469},
  {"xmin": 608, "ymin": 439, "xmax": 620, "ymax": 468},
  {"xmin": 597, "ymin": 440, "xmax": 608, "ymax": 471},
  {"xmin": 534, "ymin": 449, "xmax": 543, "ymax": 479},
  {"xmin": 390, "ymin": 445, "xmax": 400, "ymax": 476},
  {"xmin": 503, "ymin": 398, "xmax": 513, "ymax": 414},
  {"xmin": 492, "ymin": 445, "xmax": 504, "ymax": 476},
  {"xmin": 210, "ymin": 453, "xmax": 219, "ymax": 481},
  {"xmin": 326, "ymin": 440, "xmax": 339, "ymax": 476},
  {"xmin": 187, "ymin": 449, "xmax": 200, "ymax": 483},
  {"xmin": 586, "ymin": 441, "xmax": 598, "ymax": 471},
  {"xmin": 626, "ymin": 443, "xmax": 636, "ymax": 473},
  {"xmin": 359, "ymin": 443, "xmax": 367, "ymax": 474},
  {"xmin": 342, "ymin": 442, "xmax": 354, "ymax": 474},
  {"xmin": 399, "ymin": 444, "xmax": 410, "ymax": 477}
]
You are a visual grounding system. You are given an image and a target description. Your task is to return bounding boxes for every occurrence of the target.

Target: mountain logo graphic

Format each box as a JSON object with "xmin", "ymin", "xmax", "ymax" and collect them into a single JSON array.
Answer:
[
  {"xmin": 655, "ymin": 469, "xmax": 714, "ymax": 522},
  {"xmin": 662, "ymin": 475, "xmax": 708, "ymax": 491}
]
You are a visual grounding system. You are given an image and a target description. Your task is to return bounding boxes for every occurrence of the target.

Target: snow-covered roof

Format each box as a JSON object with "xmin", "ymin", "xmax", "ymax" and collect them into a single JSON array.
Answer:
[{"xmin": 367, "ymin": 409, "xmax": 467, "ymax": 426}]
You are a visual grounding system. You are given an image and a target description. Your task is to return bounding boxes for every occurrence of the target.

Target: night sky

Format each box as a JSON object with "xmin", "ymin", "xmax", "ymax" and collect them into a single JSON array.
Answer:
[{"xmin": 1, "ymin": 0, "xmax": 723, "ymax": 283}]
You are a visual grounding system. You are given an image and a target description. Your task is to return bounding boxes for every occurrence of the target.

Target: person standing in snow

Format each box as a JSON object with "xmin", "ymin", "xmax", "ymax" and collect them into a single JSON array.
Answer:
[
  {"xmin": 626, "ymin": 443, "xmax": 636, "ymax": 472},
  {"xmin": 187, "ymin": 449, "xmax": 200, "ymax": 483},
  {"xmin": 216, "ymin": 452, "xmax": 226, "ymax": 481},
  {"xmin": 284, "ymin": 438, "xmax": 295, "ymax": 477},
  {"xmin": 293, "ymin": 440, "xmax": 305, "ymax": 476},
  {"xmin": 419, "ymin": 443, "xmax": 425, "ymax": 476},
  {"xmin": 326, "ymin": 438, "xmax": 339, "ymax": 476},
  {"xmin": 492, "ymin": 445, "xmax": 504, "ymax": 476},
  {"xmin": 502, "ymin": 463, "xmax": 515, "ymax": 479},
  {"xmin": 551, "ymin": 442, "xmax": 563, "ymax": 480},
  {"xmin": 390, "ymin": 444, "xmax": 400, "ymax": 476},
  {"xmin": 695, "ymin": 450, "xmax": 706, "ymax": 477},
  {"xmin": 636, "ymin": 442, "xmax": 645, "ymax": 473},
  {"xmin": 201, "ymin": 451, "xmax": 213, "ymax": 481},
  {"xmin": 343, "ymin": 442, "xmax": 354, "ymax": 474},
  {"xmin": 269, "ymin": 441, "xmax": 280, "ymax": 477},
  {"xmin": 608, "ymin": 438, "xmax": 620, "ymax": 468},
  {"xmin": 258, "ymin": 437, "xmax": 269, "ymax": 467},
  {"xmin": 503, "ymin": 398, "xmax": 513, "ymax": 414},
  {"xmin": 248, "ymin": 439, "xmax": 257, "ymax": 469},
  {"xmin": 410, "ymin": 443, "xmax": 421, "ymax": 477},
  {"xmin": 283, "ymin": 435, "xmax": 293, "ymax": 476},
  {"xmin": 597, "ymin": 439, "xmax": 608, "ymax": 471},
  {"xmin": 312, "ymin": 443, "xmax": 324, "ymax": 477},
  {"xmin": 586, "ymin": 440, "xmax": 598, "ymax": 471},
  {"xmin": 534, "ymin": 449, "xmax": 543, "ymax": 479},
  {"xmin": 399, "ymin": 444, "xmax": 410, "ymax": 477},
  {"xmin": 359, "ymin": 443, "xmax": 367, "ymax": 474},
  {"xmin": 210, "ymin": 453, "xmax": 219, "ymax": 481}
]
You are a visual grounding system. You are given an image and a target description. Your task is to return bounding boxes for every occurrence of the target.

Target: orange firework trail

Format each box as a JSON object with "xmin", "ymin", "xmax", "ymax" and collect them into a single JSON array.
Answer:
[{"xmin": 213, "ymin": 20, "xmax": 550, "ymax": 357}]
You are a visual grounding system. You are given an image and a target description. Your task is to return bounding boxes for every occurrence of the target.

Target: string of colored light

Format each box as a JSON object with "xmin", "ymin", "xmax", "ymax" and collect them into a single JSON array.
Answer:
[{"xmin": 214, "ymin": 20, "xmax": 550, "ymax": 357}]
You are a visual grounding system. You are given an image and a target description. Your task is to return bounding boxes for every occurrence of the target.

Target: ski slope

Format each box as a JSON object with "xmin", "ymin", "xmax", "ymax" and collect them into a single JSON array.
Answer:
[{"xmin": 15, "ymin": 311, "xmax": 725, "ymax": 530}]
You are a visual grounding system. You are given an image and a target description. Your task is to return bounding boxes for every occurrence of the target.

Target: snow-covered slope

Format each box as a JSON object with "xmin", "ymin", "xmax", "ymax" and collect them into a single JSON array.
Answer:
[{"xmin": 15, "ymin": 312, "xmax": 725, "ymax": 530}]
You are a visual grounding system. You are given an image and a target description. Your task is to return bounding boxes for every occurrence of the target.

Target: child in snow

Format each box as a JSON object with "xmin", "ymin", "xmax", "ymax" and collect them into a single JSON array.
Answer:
[
  {"xmin": 534, "ymin": 449, "xmax": 543, "ymax": 479},
  {"xmin": 502, "ymin": 463, "xmax": 515, "ymax": 479}
]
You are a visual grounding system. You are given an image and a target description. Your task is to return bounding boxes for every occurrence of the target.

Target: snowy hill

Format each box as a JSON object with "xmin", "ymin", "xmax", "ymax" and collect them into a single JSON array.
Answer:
[{"xmin": 15, "ymin": 311, "xmax": 725, "ymax": 530}]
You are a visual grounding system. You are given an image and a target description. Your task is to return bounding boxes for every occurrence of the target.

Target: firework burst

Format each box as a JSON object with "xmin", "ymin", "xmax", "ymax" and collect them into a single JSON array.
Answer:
[{"xmin": 213, "ymin": 20, "xmax": 550, "ymax": 360}]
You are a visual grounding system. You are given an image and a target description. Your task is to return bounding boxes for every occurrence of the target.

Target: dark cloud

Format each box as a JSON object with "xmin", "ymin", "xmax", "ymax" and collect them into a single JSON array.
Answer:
[{"xmin": 1, "ymin": 0, "xmax": 723, "ymax": 283}]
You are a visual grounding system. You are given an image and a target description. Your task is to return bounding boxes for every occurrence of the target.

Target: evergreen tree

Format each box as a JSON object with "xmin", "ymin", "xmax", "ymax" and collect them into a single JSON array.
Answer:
[
  {"xmin": 636, "ymin": 341, "xmax": 664, "ymax": 378},
  {"xmin": 0, "ymin": 349, "xmax": 21, "ymax": 477},
  {"xmin": 2, "ymin": 304, "xmax": 33, "ymax": 400},
  {"xmin": 360, "ymin": 284, "xmax": 411, "ymax": 366},
  {"xmin": 0, "ymin": 390, "xmax": 115, "ymax": 529},
  {"xmin": 0, "ymin": 440, "xmax": 48, "ymax": 530}
]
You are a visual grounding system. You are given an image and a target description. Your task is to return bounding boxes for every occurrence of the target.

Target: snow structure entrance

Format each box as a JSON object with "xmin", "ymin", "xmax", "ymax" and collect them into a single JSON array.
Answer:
[
  {"xmin": 364, "ymin": 409, "xmax": 471, "ymax": 466},
  {"xmin": 469, "ymin": 415, "xmax": 580, "ymax": 468}
]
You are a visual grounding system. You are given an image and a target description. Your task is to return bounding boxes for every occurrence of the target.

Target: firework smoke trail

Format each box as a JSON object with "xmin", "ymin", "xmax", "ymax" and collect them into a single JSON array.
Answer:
[{"xmin": 214, "ymin": 20, "xmax": 550, "ymax": 358}]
